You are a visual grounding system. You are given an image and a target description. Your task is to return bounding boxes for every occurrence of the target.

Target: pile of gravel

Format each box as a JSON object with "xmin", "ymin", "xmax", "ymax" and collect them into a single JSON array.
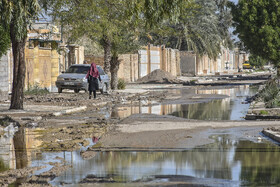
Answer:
[{"xmin": 137, "ymin": 69, "xmax": 182, "ymax": 84}]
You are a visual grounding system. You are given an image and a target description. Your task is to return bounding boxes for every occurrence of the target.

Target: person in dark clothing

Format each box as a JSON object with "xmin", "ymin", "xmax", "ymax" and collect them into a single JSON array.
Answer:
[{"xmin": 86, "ymin": 62, "xmax": 102, "ymax": 99}]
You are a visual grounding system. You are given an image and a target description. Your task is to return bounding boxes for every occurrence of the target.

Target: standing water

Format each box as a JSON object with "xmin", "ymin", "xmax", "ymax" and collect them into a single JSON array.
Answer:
[
  {"xmin": 47, "ymin": 129, "xmax": 280, "ymax": 186},
  {"xmin": 113, "ymin": 85, "xmax": 257, "ymax": 120}
]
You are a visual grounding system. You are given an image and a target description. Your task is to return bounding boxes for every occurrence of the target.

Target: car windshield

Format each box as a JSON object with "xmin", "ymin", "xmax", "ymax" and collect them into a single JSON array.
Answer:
[{"xmin": 66, "ymin": 66, "xmax": 90, "ymax": 74}]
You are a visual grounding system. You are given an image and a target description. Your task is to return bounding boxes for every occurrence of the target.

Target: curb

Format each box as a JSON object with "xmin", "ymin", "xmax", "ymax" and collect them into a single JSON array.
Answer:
[
  {"xmin": 262, "ymin": 130, "xmax": 280, "ymax": 143},
  {"xmin": 52, "ymin": 106, "xmax": 87, "ymax": 117}
]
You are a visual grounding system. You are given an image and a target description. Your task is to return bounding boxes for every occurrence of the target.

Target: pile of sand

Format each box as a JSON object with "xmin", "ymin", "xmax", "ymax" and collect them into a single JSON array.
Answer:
[{"xmin": 137, "ymin": 69, "xmax": 182, "ymax": 84}]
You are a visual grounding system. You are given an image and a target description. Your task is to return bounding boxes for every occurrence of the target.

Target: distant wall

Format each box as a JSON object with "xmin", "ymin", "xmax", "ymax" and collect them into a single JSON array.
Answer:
[
  {"xmin": 180, "ymin": 48, "xmax": 248, "ymax": 76},
  {"xmin": 138, "ymin": 45, "xmax": 180, "ymax": 79},
  {"xmin": 86, "ymin": 45, "xmax": 180, "ymax": 83},
  {"xmin": 25, "ymin": 41, "xmax": 60, "ymax": 91},
  {"xmin": 180, "ymin": 51, "xmax": 196, "ymax": 76},
  {"xmin": 0, "ymin": 52, "xmax": 10, "ymax": 100},
  {"xmin": 84, "ymin": 55, "xmax": 104, "ymax": 66},
  {"xmin": 118, "ymin": 54, "xmax": 139, "ymax": 82}
]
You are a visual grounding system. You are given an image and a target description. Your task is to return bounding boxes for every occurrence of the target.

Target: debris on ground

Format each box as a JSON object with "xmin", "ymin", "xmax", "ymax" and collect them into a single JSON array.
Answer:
[
  {"xmin": 0, "ymin": 115, "xmax": 20, "ymax": 127},
  {"xmin": 0, "ymin": 166, "xmax": 46, "ymax": 186},
  {"xmin": 136, "ymin": 69, "xmax": 183, "ymax": 84}
]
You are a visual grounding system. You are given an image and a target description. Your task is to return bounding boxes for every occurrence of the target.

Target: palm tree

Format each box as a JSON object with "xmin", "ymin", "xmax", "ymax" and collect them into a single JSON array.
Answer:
[{"xmin": 141, "ymin": 0, "xmax": 232, "ymax": 59}]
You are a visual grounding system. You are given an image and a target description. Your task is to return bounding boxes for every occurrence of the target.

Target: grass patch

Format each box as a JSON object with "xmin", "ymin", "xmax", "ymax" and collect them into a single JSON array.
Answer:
[{"xmin": 259, "ymin": 110, "xmax": 269, "ymax": 115}]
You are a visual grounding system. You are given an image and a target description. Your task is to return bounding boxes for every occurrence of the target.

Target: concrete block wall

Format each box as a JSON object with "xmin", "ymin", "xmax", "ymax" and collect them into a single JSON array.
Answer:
[
  {"xmin": 138, "ymin": 45, "xmax": 181, "ymax": 79},
  {"xmin": 0, "ymin": 54, "xmax": 9, "ymax": 100},
  {"xmin": 180, "ymin": 51, "xmax": 196, "ymax": 76},
  {"xmin": 118, "ymin": 54, "xmax": 139, "ymax": 82}
]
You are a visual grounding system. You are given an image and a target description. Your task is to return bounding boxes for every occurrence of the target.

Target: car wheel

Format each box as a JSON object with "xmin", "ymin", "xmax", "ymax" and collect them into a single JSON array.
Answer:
[
  {"xmin": 74, "ymin": 89, "xmax": 80, "ymax": 93},
  {"xmin": 58, "ymin": 88, "xmax": 62, "ymax": 93}
]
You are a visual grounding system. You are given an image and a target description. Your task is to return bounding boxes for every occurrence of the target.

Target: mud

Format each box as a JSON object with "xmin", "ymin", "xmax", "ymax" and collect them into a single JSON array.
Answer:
[
  {"xmin": 97, "ymin": 114, "xmax": 280, "ymax": 151},
  {"xmin": 23, "ymin": 89, "xmax": 168, "ymax": 108},
  {"xmin": 36, "ymin": 122, "xmax": 107, "ymax": 151},
  {"xmin": 0, "ymin": 166, "xmax": 46, "ymax": 186}
]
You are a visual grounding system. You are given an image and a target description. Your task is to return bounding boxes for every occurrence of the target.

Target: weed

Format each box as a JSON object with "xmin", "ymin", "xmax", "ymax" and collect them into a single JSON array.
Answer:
[
  {"xmin": 117, "ymin": 78, "xmax": 126, "ymax": 90},
  {"xmin": 25, "ymin": 83, "xmax": 49, "ymax": 95},
  {"xmin": 190, "ymin": 80, "xmax": 196, "ymax": 85},
  {"xmin": 258, "ymin": 79, "xmax": 280, "ymax": 108},
  {"xmin": 259, "ymin": 110, "xmax": 269, "ymax": 115}
]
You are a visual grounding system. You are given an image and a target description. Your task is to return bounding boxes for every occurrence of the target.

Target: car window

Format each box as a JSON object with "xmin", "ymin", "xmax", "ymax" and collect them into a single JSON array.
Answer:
[
  {"xmin": 66, "ymin": 66, "xmax": 90, "ymax": 74},
  {"xmin": 97, "ymin": 66, "xmax": 105, "ymax": 75}
]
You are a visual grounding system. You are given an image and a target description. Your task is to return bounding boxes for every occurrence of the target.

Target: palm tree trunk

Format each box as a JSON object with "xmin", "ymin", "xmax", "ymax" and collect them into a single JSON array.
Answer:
[
  {"xmin": 102, "ymin": 35, "xmax": 112, "ymax": 90},
  {"xmin": 103, "ymin": 35, "xmax": 111, "ymax": 75},
  {"xmin": 13, "ymin": 128, "xmax": 28, "ymax": 169},
  {"xmin": 10, "ymin": 26, "xmax": 26, "ymax": 110},
  {"xmin": 110, "ymin": 54, "xmax": 120, "ymax": 90}
]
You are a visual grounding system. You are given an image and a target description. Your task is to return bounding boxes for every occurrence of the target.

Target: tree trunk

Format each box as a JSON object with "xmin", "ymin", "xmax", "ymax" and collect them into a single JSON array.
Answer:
[
  {"xmin": 13, "ymin": 128, "xmax": 28, "ymax": 169},
  {"xmin": 10, "ymin": 27, "xmax": 26, "ymax": 110},
  {"xmin": 103, "ymin": 35, "xmax": 111, "ymax": 75},
  {"xmin": 110, "ymin": 54, "xmax": 120, "ymax": 90},
  {"xmin": 102, "ymin": 35, "xmax": 112, "ymax": 90}
]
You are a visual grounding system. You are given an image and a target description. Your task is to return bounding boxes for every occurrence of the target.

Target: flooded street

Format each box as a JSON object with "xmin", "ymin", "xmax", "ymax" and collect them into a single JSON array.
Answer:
[
  {"xmin": 113, "ymin": 85, "xmax": 257, "ymax": 120},
  {"xmin": 48, "ymin": 131, "xmax": 280, "ymax": 186},
  {"xmin": 1, "ymin": 85, "xmax": 280, "ymax": 186},
  {"xmin": 3, "ymin": 127, "xmax": 280, "ymax": 186}
]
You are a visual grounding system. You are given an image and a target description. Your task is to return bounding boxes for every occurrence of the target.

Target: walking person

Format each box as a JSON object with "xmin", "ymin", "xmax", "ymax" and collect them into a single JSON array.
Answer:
[{"xmin": 86, "ymin": 62, "xmax": 102, "ymax": 99}]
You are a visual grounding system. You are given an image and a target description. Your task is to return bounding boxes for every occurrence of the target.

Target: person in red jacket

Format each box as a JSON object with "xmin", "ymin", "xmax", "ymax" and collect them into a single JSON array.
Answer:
[{"xmin": 86, "ymin": 62, "xmax": 102, "ymax": 99}]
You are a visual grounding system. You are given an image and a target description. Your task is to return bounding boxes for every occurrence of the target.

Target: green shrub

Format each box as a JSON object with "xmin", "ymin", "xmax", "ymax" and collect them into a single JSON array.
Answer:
[
  {"xmin": 25, "ymin": 83, "xmax": 49, "ymax": 95},
  {"xmin": 117, "ymin": 78, "xmax": 126, "ymax": 90}
]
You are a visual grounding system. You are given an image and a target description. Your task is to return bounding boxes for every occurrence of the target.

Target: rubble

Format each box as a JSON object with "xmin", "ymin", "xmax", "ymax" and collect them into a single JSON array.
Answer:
[{"xmin": 136, "ymin": 69, "xmax": 183, "ymax": 84}]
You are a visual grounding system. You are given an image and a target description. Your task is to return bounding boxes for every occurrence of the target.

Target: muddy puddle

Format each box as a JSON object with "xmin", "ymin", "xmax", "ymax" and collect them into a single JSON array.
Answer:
[
  {"xmin": 112, "ymin": 85, "xmax": 257, "ymax": 120},
  {"xmin": 1, "ymin": 126, "xmax": 280, "ymax": 186},
  {"xmin": 49, "ymin": 132, "xmax": 280, "ymax": 186}
]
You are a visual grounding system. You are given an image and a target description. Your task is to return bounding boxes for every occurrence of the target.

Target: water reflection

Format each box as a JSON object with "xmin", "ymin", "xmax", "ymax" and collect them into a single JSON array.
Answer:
[
  {"xmin": 0, "ymin": 158, "xmax": 9, "ymax": 172},
  {"xmin": 50, "ymin": 135, "xmax": 280, "ymax": 186},
  {"xmin": 0, "ymin": 128, "xmax": 42, "ymax": 171},
  {"xmin": 113, "ymin": 86, "xmax": 257, "ymax": 120}
]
